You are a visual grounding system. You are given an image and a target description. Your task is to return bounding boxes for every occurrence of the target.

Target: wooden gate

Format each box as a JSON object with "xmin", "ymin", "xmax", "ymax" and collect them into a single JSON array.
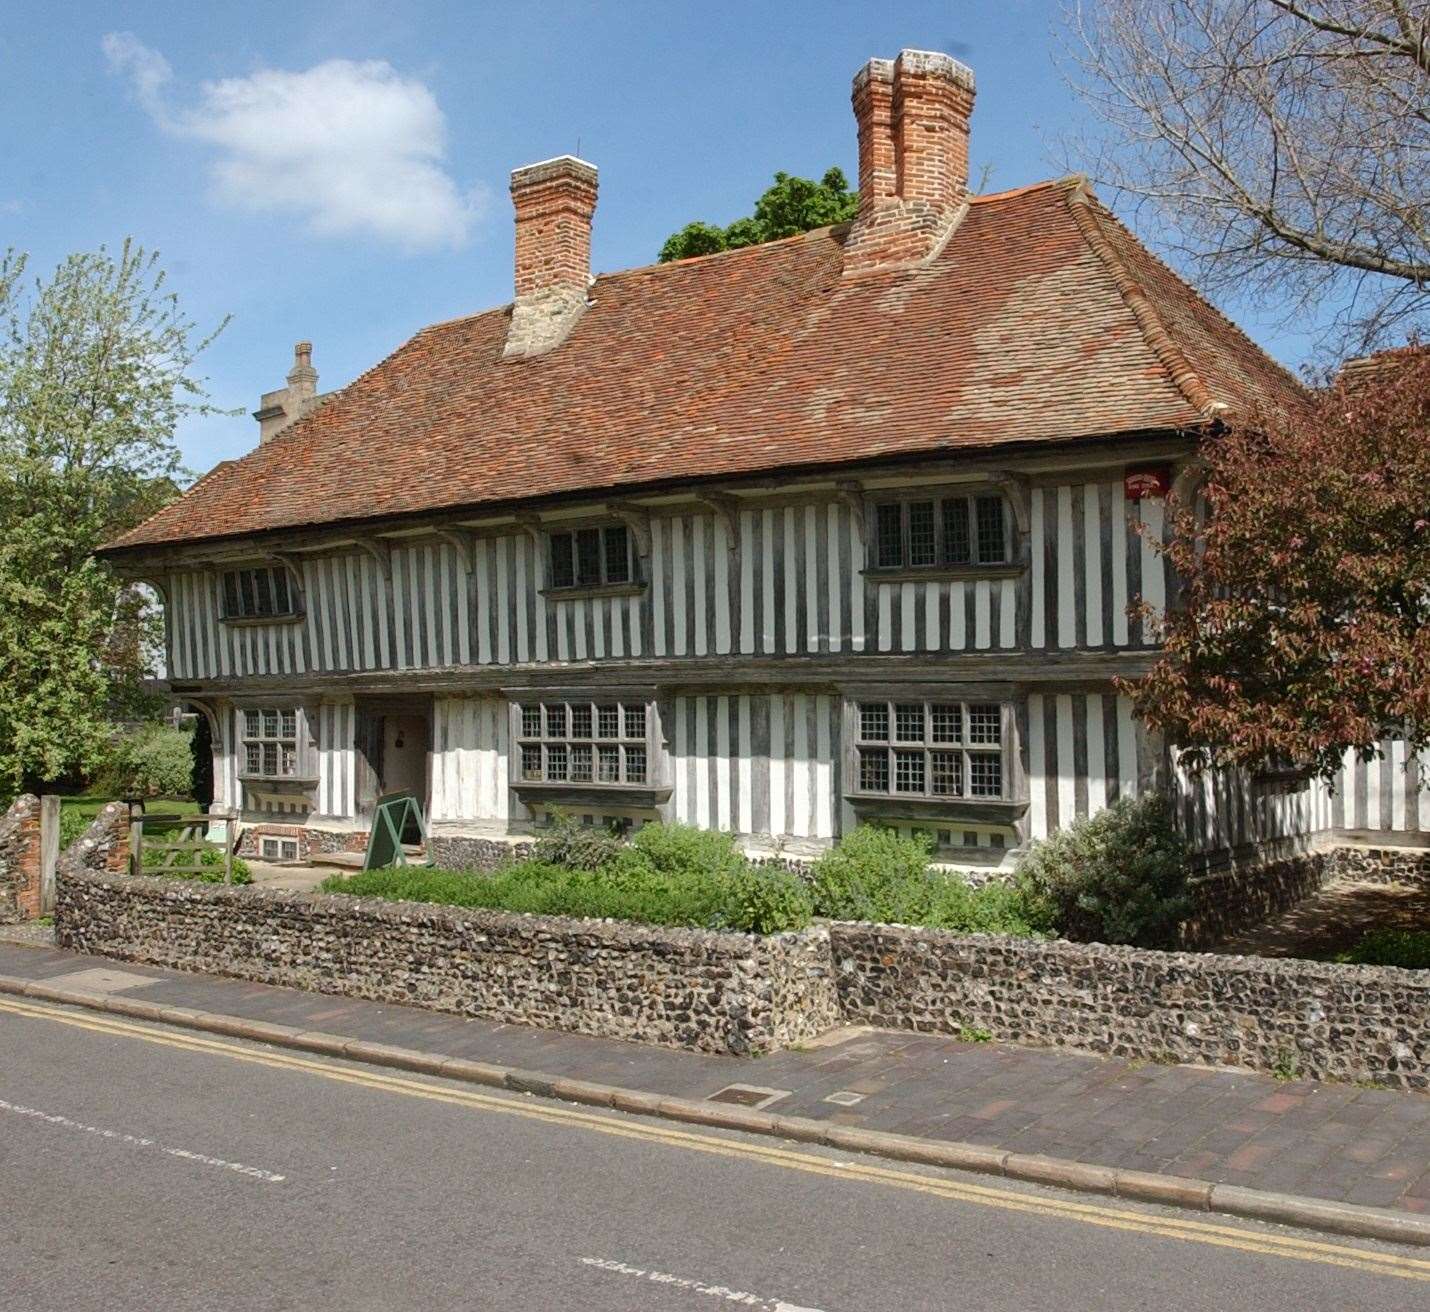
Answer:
[{"xmin": 129, "ymin": 809, "xmax": 238, "ymax": 883}]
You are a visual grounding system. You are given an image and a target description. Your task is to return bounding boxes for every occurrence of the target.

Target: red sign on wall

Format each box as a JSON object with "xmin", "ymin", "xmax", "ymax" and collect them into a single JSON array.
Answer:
[{"xmin": 1124, "ymin": 464, "xmax": 1172, "ymax": 500}]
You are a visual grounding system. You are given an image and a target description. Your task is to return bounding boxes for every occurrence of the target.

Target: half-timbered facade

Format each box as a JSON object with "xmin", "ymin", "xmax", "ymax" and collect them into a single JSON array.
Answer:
[{"xmin": 100, "ymin": 49, "xmax": 1428, "ymax": 868}]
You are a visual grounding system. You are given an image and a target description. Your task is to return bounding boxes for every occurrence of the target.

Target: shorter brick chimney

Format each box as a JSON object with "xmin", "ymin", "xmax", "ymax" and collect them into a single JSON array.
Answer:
[
  {"xmin": 845, "ymin": 50, "xmax": 976, "ymax": 275},
  {"xmin": 504, "ymin": 155, "xmax": 598, "ymax": 359},
  {"xmin": 253, "ymin": 342, "xmax": 319, "ymax": 445}
]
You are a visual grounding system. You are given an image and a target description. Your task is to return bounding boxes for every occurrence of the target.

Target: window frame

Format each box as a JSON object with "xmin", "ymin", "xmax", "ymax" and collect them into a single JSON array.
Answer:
[
  {"xmin": 509, "ymin": 696, "xmax": 667, "ymax": 804},
  {"xmin": 237, "ymin": 705, "xmax": 309, "ymax": 783},
  {"xmin": 543, "ymin": 520, "xmax": 642, "ymax": 595},
  {"xmin": 864, "ymin": 487, "xmax": 1017, "ymax": 578},
  {"xmin": 850, "ymin": 697, "xmax": 1013, "ymax": 805},
  {"xmin": 219, "ymin": 564, "xmax": 303, "ymax": 623}
]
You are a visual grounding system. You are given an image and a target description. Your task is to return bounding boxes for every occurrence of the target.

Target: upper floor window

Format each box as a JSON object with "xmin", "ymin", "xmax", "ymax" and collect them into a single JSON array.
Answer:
[
  {"xmin": 853, "ymin": 699, "xmax": 1008, "ymax": 800},
  {"xmin": 221, "ymin": 565, "xmax": 299, "ymax": 620},
  {"xmin": 518, "ymin": 700, "xmax": 649, "ymax": 786},
  {"xmin": 241, "ymin": 707, "xmax": 300, "ymax": 779},
  {"xmin": 548, "ymin": 523, "xmax": 633, "ymax": 590},
  {"xmin": 871, "ymin": 492, "xmax": 1009, "ymax": 571}
]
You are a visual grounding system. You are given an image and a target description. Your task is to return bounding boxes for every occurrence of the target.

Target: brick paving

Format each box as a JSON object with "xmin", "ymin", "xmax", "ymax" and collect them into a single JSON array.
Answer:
[{"xmin": 3, "ymin": 941, "xmax": 1428, "ymax": 1215}]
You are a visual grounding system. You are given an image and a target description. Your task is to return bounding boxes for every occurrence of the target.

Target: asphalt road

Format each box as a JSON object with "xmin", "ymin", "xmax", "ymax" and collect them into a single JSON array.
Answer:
[{"xmin": 1, "ymin": 996, "xmax": 1425, "ymax": 1311}]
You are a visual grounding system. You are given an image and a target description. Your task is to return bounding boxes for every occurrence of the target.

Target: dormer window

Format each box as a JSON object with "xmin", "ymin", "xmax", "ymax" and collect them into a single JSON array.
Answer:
[
  {"xmin": 870, "ymin": 491, "xmax": 1010, "ymax": 572},
  {"xmin": 221, "ymin": 565, "xmax": 300, "ymax": 620},
  {"xmin": 548, "ymin": 523, "xmax": 635, "ymax": 591}
]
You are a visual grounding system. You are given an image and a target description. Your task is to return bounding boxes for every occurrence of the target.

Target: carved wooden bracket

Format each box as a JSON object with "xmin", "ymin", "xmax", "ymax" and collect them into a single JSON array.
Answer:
[
  {"xmin": 605, "ymin": 501, "xmax": 653, "ymax": 561},
  {"xmin": 513, "ymin": 512, "xmax": 545, "ymax": 548},
  {"xmin": 693, "ymin": 493, "xmax": 740, "ymax": 547},
  {"xmin": 352, "ymin": 537, "xmax": 392, "ymax": 580},
  {"xmin": 835, "ymin": 480, "xmax": 866, "ymax": 541},
  {"xmin": 1170, "ymin": 459, "xmax": 1208, "ymax": 509},
  {"xmin": 433, "ymin": 528, "xmax": 475, "ymax": 575},
  {"xmin": 989, "ymin": 471, "xmax": 1032, "ymax": 535},
  {"xmin": 268, "ymin": 551, "xmax": 306, "ymax": 585}
]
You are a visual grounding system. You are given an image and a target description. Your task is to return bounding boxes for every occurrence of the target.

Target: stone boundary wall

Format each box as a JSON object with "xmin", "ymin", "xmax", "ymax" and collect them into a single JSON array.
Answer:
[
  {"xmin": 0, "ymin": 794, "xmax": 42, "ymax": 923},
  {"xmin": 57, "ymin": 802, "xmax": 131, "ymax": 880},
  {"xmin": 830, "ymin": 922, "xmax": 1429, "ymax": 1089},
  {"xmin": 55, "ymin": 869, "xmax": 839, "ymax": 1056},
  {"xmin": 1181, "ymin": 844, "xmax": 1430, "ymax": 948}
]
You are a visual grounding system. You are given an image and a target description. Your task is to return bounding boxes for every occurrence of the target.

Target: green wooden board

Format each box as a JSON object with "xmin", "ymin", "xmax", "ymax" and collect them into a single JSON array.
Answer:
[{"xmin": 363, "ymin": 791, "xmax": 431, "ymax": 871}]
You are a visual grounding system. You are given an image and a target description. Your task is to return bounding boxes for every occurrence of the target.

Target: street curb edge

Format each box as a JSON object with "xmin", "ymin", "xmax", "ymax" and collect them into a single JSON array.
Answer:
[{"xmin": 3, "ymin": 972, "xmax": 1427, "ymax": 1249}]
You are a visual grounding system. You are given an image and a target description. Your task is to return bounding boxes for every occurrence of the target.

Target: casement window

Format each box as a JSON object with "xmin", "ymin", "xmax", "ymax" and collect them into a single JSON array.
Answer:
[
  {"xmin": 548, "ymin": 523, "xmax": 634, "ymax": 590},
  {"xmin": 517, "ymin": 700, "xmax": 650, "ymax": 786},
  {"xmin": 221, "ymin": 565, "xmax": 300, "ymax": 620},
  {"xmin": 853, "ymin": 699, "xmax": 1009, "ymax": 800},
  {"xmin": 871, "ymin": 492, "xmax": 1010, "ymax": 571},
  {"xmin": 241, "ymin": 708, "xmax": 300, "ymax": 779}
]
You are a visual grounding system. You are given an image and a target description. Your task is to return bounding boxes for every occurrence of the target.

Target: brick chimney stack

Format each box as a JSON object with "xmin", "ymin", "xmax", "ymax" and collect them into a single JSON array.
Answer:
[
  {"xmin": 845, "ymin": 50, "xmax": 976, "ymax": 275},
  {"xmin": 254, "ymin": 342, "xmax": 320, "ymax": 445},
  {"xmin": 504, "ymin": 155, "xmax": 599, "ymax": 359}
]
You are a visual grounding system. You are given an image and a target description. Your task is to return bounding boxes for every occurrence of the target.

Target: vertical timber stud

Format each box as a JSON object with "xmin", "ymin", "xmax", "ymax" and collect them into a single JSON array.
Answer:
[{"xmin": 38, "ymin": 794, "xmax": 59, "ymax": 915}]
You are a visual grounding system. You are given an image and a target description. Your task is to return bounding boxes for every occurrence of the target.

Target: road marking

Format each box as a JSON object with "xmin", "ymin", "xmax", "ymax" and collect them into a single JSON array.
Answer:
[
  {"xmin": 0, "ymin": 1095, "xmax": 285, "ymax": 1183},
  {"xmin": 2, "ymin": 996, "xmax": 1428, "ymax": 1283},
  {"xmin": 580, "ymin": 1256, "xmax": 824, "ymax": 1310}
]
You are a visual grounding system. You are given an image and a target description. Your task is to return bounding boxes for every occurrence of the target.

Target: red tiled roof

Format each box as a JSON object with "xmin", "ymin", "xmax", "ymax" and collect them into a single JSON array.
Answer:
[{"xmin": 105, "ymin": 178, "xmax": 1301, "ymax": 554}]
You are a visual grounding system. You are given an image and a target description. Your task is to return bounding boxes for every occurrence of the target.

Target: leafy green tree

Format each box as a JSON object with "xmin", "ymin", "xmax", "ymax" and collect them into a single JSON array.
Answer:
[
  {"xmin": 0, "ymin": 241, "xmax": 227, "ymax": 793},
  {"xmin": 659, "ymin": 167, "xmax": 859, "ymax": 262}
]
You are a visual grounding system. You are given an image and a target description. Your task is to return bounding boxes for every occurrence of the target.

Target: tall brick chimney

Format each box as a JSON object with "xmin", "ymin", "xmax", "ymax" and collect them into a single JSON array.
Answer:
[
  {"xmin": 845, "ymin": 50, "xmax": 975, "ymax": 275},
  {"xmin": 253, "ymin": 342, "xmax": 319, "ymax": 445},
  {"xmin": 504, "ymin": 155, "xmax": 598, "ymax": 359}
]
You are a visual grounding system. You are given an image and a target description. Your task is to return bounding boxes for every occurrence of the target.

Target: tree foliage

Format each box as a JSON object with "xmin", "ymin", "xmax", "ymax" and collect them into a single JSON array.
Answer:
[
  {"xmin": 1131, "ymin": 347, "xmax": 1430, "ymax": 780},
  {"xmin": 0, "ymin": 240, "xmax": 227, "ymax": 792},
  {"xmin": 658, "ymin": 167, "xmax": 859, "ymax": 262},
  {"xmin": 1065, "ymin": 1, "xmax": 1429, "ymax": 351}
]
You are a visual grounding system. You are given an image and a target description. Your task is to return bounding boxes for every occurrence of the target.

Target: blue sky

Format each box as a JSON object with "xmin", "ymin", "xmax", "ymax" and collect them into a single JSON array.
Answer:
[{"xmin": 3, "ymin": 2, "xmax": 1319, "ymax": 476}]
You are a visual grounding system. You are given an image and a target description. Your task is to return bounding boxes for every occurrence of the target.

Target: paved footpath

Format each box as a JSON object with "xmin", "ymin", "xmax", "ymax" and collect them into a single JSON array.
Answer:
[{"xmin": 3, "ymin": 940, "xmax": 1428, "ymax": 1221}]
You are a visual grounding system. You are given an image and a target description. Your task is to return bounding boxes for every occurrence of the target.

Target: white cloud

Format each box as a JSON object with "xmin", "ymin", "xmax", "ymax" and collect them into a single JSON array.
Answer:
[{"xmin": 102, "ymin": 33, "xmax": 481, "ymax": 251}]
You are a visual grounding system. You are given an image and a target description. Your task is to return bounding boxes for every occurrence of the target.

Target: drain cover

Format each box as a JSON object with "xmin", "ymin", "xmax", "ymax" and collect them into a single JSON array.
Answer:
[
  {"xmin": 823, "ymin": 1090, "xmax": 865, "ymax": 1107},
  {"xmin": 706, "ymin": 1084, "xmax": 790, "ymax": 1110}
]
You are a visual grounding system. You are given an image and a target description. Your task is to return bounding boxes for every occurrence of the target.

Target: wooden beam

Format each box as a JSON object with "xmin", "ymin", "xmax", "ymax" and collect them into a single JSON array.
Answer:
[
  {"xmin": 352, "ymin": 536, "xmax": 392, "ymax": 579},
  {"xmin": 605, "ymin": 501, "xmax": 653, "ymax": 560},
  {"xmin": 693, "ymin": 493, "xmax": 740, "ymax": 546},
  {"xmin": 432, "ymin": 527, "xmax": 475, "ymax": 575},
  {"xmin": 834, "ymin": 480, "xmax": 867, "ymax": 541},
  {"xmin": 989, "ymin": 471, "xmax": 1032, "ymax": 535}
]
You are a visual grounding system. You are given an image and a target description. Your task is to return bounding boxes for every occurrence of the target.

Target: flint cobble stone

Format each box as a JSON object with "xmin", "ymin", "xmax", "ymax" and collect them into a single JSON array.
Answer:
[
  {"xmin": 830, "ymin": 922, "xmax": 1430, "ymax": 1090},
  {"xmin": 54, "ymin": 870, "xmax": 839, "ymax": 1056}
]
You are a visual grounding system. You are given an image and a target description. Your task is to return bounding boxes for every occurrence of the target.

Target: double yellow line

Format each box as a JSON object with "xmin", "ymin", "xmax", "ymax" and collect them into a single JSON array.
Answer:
[{"xmin": 3, "ymin": 995, "xmax": 1428, "ymax": 1284}]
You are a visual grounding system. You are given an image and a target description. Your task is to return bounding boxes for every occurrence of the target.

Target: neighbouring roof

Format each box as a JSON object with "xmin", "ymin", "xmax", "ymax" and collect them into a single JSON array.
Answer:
[{"xmin": 105, "ymin": 178, "xmax": 1302, "ymax": 556}]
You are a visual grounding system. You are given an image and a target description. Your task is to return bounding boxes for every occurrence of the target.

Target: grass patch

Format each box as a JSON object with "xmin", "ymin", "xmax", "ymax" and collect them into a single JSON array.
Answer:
[
  {"xmin": 58, "ymin": 795, "xmax": 198, "ymax": 850},
  {"xmin": 1334, "ymin": 929, "xmax": 1430, "ymax": 970}
]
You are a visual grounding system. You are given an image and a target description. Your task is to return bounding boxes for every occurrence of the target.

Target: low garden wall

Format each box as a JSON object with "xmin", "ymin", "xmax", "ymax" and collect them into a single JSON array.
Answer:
[
  {"xmin": 54, "ymin": 868, "xmax": 839, "ymax": 1056},
  {"xmin": 830, "ymin": 922, "xmax": 1429, "ymax": 1089}
]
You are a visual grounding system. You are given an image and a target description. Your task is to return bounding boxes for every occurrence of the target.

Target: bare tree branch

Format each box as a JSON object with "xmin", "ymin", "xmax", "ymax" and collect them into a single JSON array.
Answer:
[{"xmin": 1062, "ymin": 1, "xmax": 1429, "ymax": 354}]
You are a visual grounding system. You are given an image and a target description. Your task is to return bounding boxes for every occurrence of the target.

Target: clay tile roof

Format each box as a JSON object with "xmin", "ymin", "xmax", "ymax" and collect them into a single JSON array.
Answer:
[{"xmin": 105, "ymin": 178, "xmax": 1302, "ymax": 555}]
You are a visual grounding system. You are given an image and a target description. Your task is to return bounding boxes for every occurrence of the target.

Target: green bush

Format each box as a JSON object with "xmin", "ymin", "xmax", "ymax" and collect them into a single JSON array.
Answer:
[
  {"xmin": 1335, "ymin": 930, "xmax": 1430, "ymax": 970},
  {"xmin": 808, "ymin": 826, "xmax": 1050, "ymax": 935},
  {"xmin": 320, "ymin": 823, "xmax": 813, "ymax": 935},
  {"xmin": 1014, "ymin": 794, "xmax": 1191, "ymax": 946},
  {"xmin": 141, "ymin": 843, "xmax": 252, "ymax": 885},
  {"xmin": 531, "ymin": 814, "xmax": 627, "ymax": 871},
  {"xmin": 100, "ymin": 724, "xmax": 195, "ymax": 800}
]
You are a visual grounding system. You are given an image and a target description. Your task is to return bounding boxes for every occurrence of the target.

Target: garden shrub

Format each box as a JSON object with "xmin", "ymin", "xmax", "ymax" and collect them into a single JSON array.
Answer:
[
  {"xmin": 100, "ymin": 724, "xmax": 195, "ymax": 800},
  {"xmin": 808, "ymin": 826, "xmax": 1049, "ymax": 935},
  {"xmin": 1335, "ymin": 929, "xmax": 1430, "ymax": 970},
  {"xmin": 531, "ymin": 814, "xmax": 627, "ymax": 871},
  {"xmin": 1014, "ymin": 794, "xmax": 1191, "ymax": 946},
  {"xmin": 321, "ymin": 824, "xmax": 813, "ymax": 935}
]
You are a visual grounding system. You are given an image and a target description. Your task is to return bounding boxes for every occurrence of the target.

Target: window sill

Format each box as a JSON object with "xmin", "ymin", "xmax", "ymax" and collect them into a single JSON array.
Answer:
[
  {"xmin": 239, "ymin": 774, "xmax": 318, "ymax": 787},
  {"xmin": 513, "ymin": 781, "xmax": 671, "ymax": 810},
  {"xmin": 862, "ymin": 564, "xmax": 1023, "ymax": 584},
  {"xmin": 221, "ymin": 612, "xmax": 306, "ymax": 627},
  {"xmin": 845, "ymin": 794, "xmax": 1027, "ymax": 826},
  {"xmin": 540, "ymin": 582, "xmax": 647, "ymax": 601}
]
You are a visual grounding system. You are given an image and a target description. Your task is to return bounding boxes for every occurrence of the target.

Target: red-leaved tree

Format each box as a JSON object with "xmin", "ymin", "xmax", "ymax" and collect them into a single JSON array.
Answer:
[{"xmin": 1131, "ymin": 346, "xmax": 1430, "ymax": 781}]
